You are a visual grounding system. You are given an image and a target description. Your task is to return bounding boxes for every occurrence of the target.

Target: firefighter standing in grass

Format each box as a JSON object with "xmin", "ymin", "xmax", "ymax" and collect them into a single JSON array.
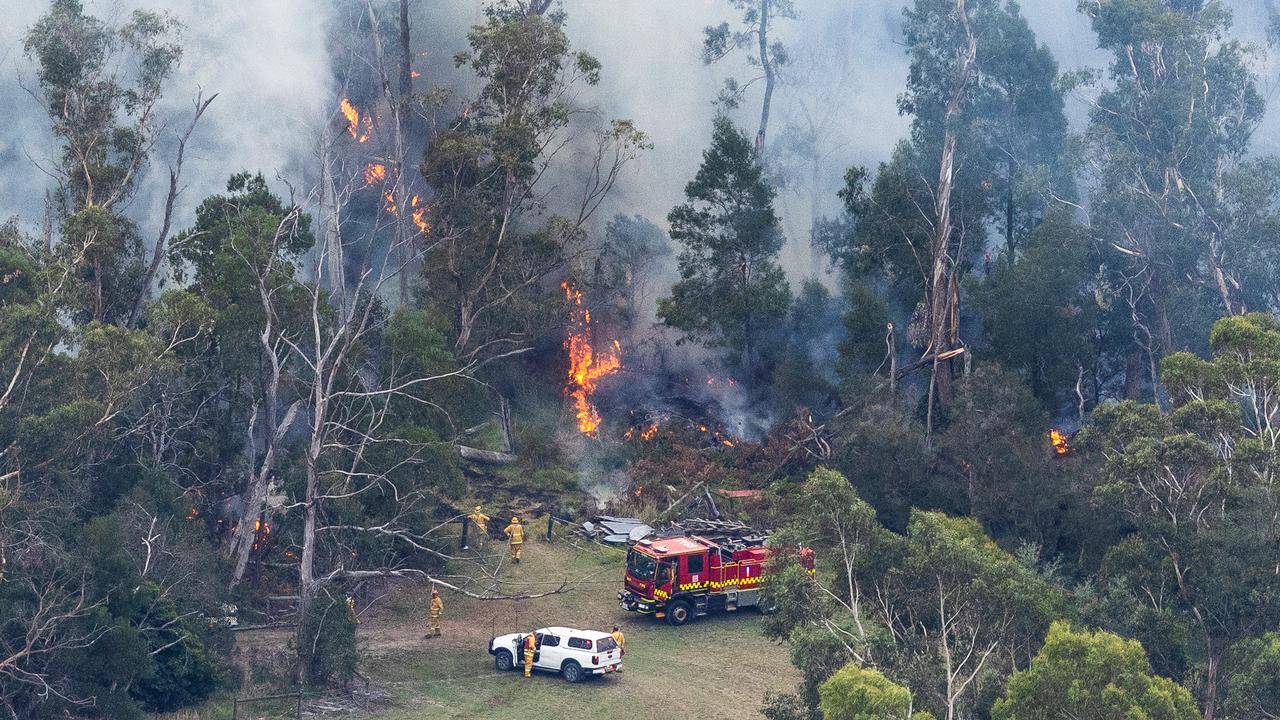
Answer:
[
  {"xmin": 611, "ymin": 626, "xmax": 625, "ymax": 672},
  {"xmin": 522, "ymin": 631, "xmax": 537, "ymax": 677},
  {"xmin": 466, "ymin": 505, "xmax": 490, "ymax": 549},
  {"xmin": 426, "ymin": 588, "xmax": 443, "ymax": 638},
  {"xmin": 504, "ymin": 516, "xmax": 525, "ymax": 563}
]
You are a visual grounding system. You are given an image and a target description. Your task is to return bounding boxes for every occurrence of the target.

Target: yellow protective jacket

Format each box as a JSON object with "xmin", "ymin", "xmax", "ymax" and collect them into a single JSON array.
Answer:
[
  {"xmin": 468, "ymin": 510, "xmax": 489, "ymax": 531},
  {"xmin": 504, "ymin": 522, "xmax": 525, "ymax": 544},
  {"xmin": 429, "ymin": 596, "xmax": 444, "ymax": 617},
  {"xmin": 611, "ymin": 630, "xmax": 625, "ymax": 648}
]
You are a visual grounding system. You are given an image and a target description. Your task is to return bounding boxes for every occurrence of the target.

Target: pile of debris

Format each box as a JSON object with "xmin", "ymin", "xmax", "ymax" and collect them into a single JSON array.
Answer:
[{"xmin": 579, "ymin": 515, "xmax": 653, "ymax": 544}]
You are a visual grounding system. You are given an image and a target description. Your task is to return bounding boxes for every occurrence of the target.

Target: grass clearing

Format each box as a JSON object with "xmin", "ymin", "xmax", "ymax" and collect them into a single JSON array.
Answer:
[
  {"xmin": 151, "ymin": 532, "xmax": 798, "ymax": 719},
  {"xmin": 361, "ymin": 535, "xmax": 798, "ymax": 720}
]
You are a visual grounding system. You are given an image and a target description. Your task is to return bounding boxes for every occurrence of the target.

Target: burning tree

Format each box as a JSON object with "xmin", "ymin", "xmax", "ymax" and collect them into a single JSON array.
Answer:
[
  {"xmin": 420, "ymin": 2, "xmax": 648, "ymax": 364},
  {"xmin": 562, "ymin": 282, "xmax": 621, "ymax": 435}
]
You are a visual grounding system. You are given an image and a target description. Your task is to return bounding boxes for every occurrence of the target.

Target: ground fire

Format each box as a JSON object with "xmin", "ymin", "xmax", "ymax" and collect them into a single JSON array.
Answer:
[
  {"xmin": 562, "ymin": 282, "xmax": 621, "ymax": 434},
  {"xmin": 1048, "ymin": 428, "xmax": 1071, "ymax": 455}
]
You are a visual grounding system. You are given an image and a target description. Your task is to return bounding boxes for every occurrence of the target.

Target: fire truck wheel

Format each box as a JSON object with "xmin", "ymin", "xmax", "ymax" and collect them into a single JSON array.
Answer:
[
  {"xmin": 561, "ymin": 660, "xmax": 584, "ymax": 683},
  {"xmin": 494, "ymin": 649, "xmax": 514, "ymax": 672},
  {"xmin": 665, "ymin": 600, "xmax": 693, "ymax": 626}
]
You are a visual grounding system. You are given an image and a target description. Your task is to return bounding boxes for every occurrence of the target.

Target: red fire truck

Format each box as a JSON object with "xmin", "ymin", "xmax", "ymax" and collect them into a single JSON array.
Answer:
[{"xmin": 617, "ymin": 520, "xmax": 770, "ymax": 626}]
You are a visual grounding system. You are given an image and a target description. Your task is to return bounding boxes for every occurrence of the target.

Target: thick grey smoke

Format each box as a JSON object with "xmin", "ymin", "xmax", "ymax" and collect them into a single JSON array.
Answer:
[
  {"xmin": 1, "ymin": 0, "xmax": 1277, "ymax": 279},
  {"xmin": 0, "ymin": 0, "xmax": 334, "ymax": 238}
]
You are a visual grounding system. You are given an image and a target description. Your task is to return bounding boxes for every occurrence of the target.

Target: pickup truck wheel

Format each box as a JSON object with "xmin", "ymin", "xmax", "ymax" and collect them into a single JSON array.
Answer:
[
  {"xmin": 561, "ymin": 660, "xmax": 584, "ymax": 683},
  {"xmin": 494, "ymin": 649, "xmax": 514, "ymax": 672},
  {"xmin": 665, "ymin": 600, "xmax": 693, "ymax": 627}
]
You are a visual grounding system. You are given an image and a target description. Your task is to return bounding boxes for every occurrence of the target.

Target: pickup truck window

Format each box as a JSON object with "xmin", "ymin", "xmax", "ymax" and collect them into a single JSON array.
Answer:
[
  {"xmin": 595, "ymin": 636, "xmax": 617, "ymax": 652},
  {"xmin": 567, "ymin": 637, "xmax": 591, "ymax": 650},
  {"xmin": 537, "ymin": 634, "xmax": 560, "ymax": 647}
]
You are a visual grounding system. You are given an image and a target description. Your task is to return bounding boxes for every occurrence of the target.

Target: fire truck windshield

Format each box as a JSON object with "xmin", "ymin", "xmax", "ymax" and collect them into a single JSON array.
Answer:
[{"xmin": 626, "ymin": 547, "xmax": 656, "ymax": 580}]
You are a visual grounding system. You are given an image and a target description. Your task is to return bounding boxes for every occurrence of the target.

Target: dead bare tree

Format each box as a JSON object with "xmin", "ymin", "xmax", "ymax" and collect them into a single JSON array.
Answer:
[{"xmin": 127, "ymin": 92, "xmax": 218, "ymax": 328}]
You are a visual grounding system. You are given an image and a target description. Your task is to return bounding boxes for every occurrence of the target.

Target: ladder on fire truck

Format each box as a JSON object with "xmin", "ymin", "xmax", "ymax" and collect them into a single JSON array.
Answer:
[{"xmin": 660, "ymin": 518, "xmax": 768, "ymax": 551}]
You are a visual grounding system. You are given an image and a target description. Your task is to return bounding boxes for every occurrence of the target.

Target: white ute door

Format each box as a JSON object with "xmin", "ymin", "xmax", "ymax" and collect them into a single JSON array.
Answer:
[{"xmin": 535, "ymin": 633, "xmax": 563, "ymax": 669}]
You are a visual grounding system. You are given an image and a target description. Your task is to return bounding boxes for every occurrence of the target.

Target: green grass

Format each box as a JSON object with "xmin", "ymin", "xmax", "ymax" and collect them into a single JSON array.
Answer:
[
  {"xmin": 363, "ymin": 538, "xmax": 798, "ymax": 719},
  {"xmin": 151, "ymin": 535, "xmax": 798, "ymax": 719}
]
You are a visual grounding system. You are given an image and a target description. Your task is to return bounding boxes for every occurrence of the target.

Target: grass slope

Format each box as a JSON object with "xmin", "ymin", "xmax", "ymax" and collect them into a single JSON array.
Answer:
[{"xmin": 364, "ymin": 535, "xmax": 798, "ymax": 720}]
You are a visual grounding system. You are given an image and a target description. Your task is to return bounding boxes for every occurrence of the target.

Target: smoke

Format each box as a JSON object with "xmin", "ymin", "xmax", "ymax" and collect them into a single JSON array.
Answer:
[{"xmin": 0, "ymin": 0, "xmax": 335, "ymax": 239}]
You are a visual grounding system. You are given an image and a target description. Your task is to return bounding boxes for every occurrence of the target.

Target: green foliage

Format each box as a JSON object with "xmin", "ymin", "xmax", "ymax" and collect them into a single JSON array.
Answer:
[
  {"xmin": 969, "ymin": 214, "xmax": 1096, "ymax": 407},
  {"xmin": 1082, "ymin": 0, "xmax": 1273, "ymax": 366},
  {"xmin": 820, "ymin": 663, "xmax": 935, "ymax": 720},
  {"xmin": 297, "ymin": 594, "xmax": 358, "ymax": 688},
  {"xmin": 1225, "ymin": 632, "xmax": 1280, "ymax": 719},
  {"xmin": 992, "ymin": 621, "xmax": 1199, "ymax": 720},
  {"xmin": 659, "ymin": 115, "xmax": 792, "ymax": 390},
  {"xmin": 838, "ymin": 283, "xmax": 890, "ymax": 379}
]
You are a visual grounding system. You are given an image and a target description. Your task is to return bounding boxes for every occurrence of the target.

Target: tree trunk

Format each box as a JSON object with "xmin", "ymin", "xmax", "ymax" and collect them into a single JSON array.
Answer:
[
  {"xmin": 756, "ymin": 0, "xmax": 774, "ymax": 154},
  {"xmin": 1203, "ymin": 635, "xmax": 1220, "ymax": 720},
  {"xmin": 397, "ymin": 0, "xmax": 414, "ymax": 304},
  {"xmin": 926, "ymin": 0, "xmax": 977, "ymax": 413},
  {"xmin": 319, "ymin": 141, "xmax": 345, "ymax": 308}
]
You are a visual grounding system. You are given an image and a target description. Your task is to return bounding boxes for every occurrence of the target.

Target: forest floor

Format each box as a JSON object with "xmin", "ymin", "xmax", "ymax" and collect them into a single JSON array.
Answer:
[{"xmin": 165, "ymin": 531, "xmax": 797, "ymax": 720}]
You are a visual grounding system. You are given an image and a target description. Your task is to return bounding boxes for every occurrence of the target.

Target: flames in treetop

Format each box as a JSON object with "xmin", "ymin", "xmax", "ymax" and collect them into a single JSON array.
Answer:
[
  {"xmin": 1048, "ymin": 429, "xmax": 1071, "ymax": 455},
  {"xmin": 562, "ymin": 281, "xmax": 621, "ymax": 434},
  {"xmin": 339, "ymin": 98, "xmax": 372, "ymax": 143},
  {"xmin": 381, "ymin": 190, "xmax": 430, "ymax": 235},
  {"xmin": 364, "ymin": 163, "xmax": 386, "ymax": 185}
]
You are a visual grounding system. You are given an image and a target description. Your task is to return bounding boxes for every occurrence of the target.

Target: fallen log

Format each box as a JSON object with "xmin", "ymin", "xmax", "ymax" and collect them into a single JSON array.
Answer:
[
  {"xmin": 458, "ymin": 445, "xmax": 517, "ymax": 465},
  {"xmin": 894, "ymin": 347, "xmax": 967, "ymax": 380}
]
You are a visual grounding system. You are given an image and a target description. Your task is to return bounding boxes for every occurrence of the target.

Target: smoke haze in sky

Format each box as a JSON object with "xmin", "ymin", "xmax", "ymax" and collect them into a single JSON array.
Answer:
[{"xmin": 1, "ymin": 0, "xmax": 1278, "ymax": 275}]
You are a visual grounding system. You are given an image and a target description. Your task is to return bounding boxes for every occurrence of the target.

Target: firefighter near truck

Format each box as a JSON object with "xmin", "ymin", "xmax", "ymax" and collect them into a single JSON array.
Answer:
[{"xmin": 617, "ymin": 519, "xmax": 773, "ymax": 626}]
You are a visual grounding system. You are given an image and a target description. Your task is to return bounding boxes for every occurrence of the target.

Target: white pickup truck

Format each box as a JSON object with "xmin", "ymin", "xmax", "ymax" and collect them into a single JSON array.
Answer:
[{"xmin": 488, "ymin": 626, "xmax": 622, "ymax": 682}]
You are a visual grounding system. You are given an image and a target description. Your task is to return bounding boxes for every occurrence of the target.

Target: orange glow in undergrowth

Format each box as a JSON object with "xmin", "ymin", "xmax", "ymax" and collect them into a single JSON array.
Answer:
[
  {"xmin": 1049, "ymin": 429, "xmax": 1071, "ymax": 455},
  {"xmin": 562, "ymin": 282, "xmax": 621, "ymax": 434}
]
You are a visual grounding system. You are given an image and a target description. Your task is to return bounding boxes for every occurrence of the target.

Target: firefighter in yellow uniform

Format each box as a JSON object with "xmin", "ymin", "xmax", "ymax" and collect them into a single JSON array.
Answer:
[
  {"xmin": 611, "ymin": 626, "xmax": 625, "ymax": 672},
  {"xmin": 522, "ymin": 631, "xmax": 537, "ymax": 677},
  {"xmin": 504, "ymin": 516, "xmax": 525, "ymax": 563},
  {"xmin": 466, "ymin": 505, "xmax": 490, "ymax": 549},
  {"xmin": 426, "ymin": 588, "xmax": 443, "ymax": 638}
]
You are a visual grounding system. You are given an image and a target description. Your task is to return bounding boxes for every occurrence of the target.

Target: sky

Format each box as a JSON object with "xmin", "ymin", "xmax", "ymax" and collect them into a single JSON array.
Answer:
[{"xmin": 1, "ymin": 0, "xmax": 1278, "ymax": 279}]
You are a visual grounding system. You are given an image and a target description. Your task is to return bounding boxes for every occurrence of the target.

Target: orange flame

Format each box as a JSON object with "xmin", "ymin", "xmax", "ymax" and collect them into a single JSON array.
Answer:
[
  {"xmin": 641, "ymin": 423, "xmax": 659, "ymax": 441},
  {"xmin": 562, "ymin": 281, "xmax": 621, "ymax": 434},
  {"xmin": 383, "ymin": 190, "xmax": 398, "ymax": 216},
  {"xmin": 364, "ymin": 163, "xmax": 386, "ymax": 186},
  {"xmin": 1048, "ymin": 429, "xmax": 1070, "ymax": 456},
  {"xmin": 339, "ymin": 98, "xmax": 372, "ymax": 142},
  {"xmin": 409, "ymin": 195, "xmax": 431, "ymax": 235},
  {"xmin": 251, "ymin": 518, "xmax": 272, "ymax": 552}
]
